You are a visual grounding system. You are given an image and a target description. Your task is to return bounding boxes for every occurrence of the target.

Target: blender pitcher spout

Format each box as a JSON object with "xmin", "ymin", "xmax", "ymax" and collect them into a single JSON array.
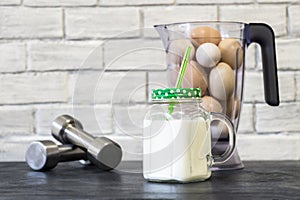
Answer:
[
  {"xmin": 154, "ymin": 25, "xmax": 169, "ymax": 50},
  {"xmin": 154, "ymin": 23, "xmax": 192, "ymax": 50}
]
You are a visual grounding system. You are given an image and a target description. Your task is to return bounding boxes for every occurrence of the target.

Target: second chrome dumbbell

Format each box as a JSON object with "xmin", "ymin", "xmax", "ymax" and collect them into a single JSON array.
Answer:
[{"xmin": 51, "ymin": 115, "xmax": 122, "ymax": 171}]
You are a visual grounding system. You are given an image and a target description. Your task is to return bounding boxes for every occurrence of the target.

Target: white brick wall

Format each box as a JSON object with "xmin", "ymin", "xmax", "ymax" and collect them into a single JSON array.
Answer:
[
  {"xmin": 28, "ymin": 41, "xmax": 103, "ymax": 71},
  {"xmin": 65, "ymin": 8, "xmax": 140, "ymax": 39},
  {"xmin": 100, "ymin": 0, "xmax": 174, "ymax": 6},
  {"xmin": 0, "ymin": 107, "xmax": 33, "ymax": 135},
  {"xmin": 276, "ymin": 39, "xmax": 300, "ymax": 70},
  {"xmin": 237, "ymin": 134, "xmax": 300, "ymax": 160},
  {"xmin": 0, "ymin": 43, "xmax": 26, "ymax": 73},
  {"xmin": 258, "ymin": 0, "xmax": 298, "ymax": 3},
  {"xmin": 238, "ymin": 104, "xmax": 254, "ymax": 133},
  {"xmin": 245, "ymin": 44, "xmax": 256, "ymax": 69},
  {"xmin": 35, "ymin": 105, "xmax": 112, "ymax": 135},
  {"xmin": 177, "ymin": 0, "xmax": 253, "ymax": 4},
  {"xmin": 143, "ymin": 6, "xmax": 217, "ymax": 37},
  {"xmin": 104, "ymin": 39, "xmax": 165, "ymax": 70},
  {"xmin": 256, "ymin": 103, "xmax": 300, "ymax": 133},
  {"xmin": 0, "ymin": 0, "xmax": 20, "ymax": 5},
  {"xmin": 113, "ymin": 105, "xmax": 149, "ymax": 136},
  {"xmin": 289, "ymin": 5, "xmax": 300, "ymax": 36},
  {"xmin": 148, "ymin": 71, "xmax": 169, "ymax": 102},
  {"xmin": 23, "ymin": 0, "xmax": 97, "ymax": 6},
  {"xmin": 219, "ymin": 5, "xmax": 286, "ymax": 36},
  {"xmin": 244, "ymin": 71, "xmax": 295, "ymax": 103},
  {"xmin": 0, "ymin": 73, "xmax": 69, "ymax": 104},
  {"xmin": 0, "ymin": 1, "xmax": 299, "ymax": 161},
  {"xmin": 0, "ymin": 7, "xmax": 62, "ymax": 38},
  {"xmin": 70, "ymin": 71, "xmax": 147, "ymax": 104},
  {"xmin": 143, "ymin": 6, "xmax": 218, "ymax": 27}
]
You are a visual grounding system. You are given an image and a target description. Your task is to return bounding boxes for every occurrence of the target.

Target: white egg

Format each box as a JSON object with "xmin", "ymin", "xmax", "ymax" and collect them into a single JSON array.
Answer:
[{"xmin": 196, "ymin": 43, "xmax": 221, "ymax": 68}]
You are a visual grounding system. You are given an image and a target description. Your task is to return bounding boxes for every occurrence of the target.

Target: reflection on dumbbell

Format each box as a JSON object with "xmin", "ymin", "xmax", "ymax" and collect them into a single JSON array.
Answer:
[
  {"xmin": 51, "ymin": 115, "xmax": 122, "ymax": 171},
  {"xmin": 25, "ymin": 140, "xmax": 87, "ymax": 171}
]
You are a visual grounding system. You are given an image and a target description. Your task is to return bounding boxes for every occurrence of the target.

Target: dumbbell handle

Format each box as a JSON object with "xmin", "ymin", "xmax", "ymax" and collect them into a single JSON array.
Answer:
[
  {"xmin": 64, "ymin": 125, "xmax": 95, "ymax": 150},
  {"xmin": 57, "ymin": 145, "xmax": 87, "ymax": 162}
]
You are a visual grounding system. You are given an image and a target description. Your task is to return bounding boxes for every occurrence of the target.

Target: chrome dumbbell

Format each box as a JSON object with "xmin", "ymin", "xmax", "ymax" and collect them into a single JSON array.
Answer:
[
  {"xmin": 51, "ymin": 115, "xmax": 122, "ymax": 171},
  {"xmin": 25, "ymin": 140, "xmax": 87, "ymax": 171}
]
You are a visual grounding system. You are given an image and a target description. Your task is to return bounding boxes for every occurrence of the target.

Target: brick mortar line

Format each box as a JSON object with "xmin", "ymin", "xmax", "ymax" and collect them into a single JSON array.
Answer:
[
  {"xmin": 0, "ymin": 34, "xmax": 298, "ymax": 41},
  {"xmin": 244, "ymin": 100, "xmax": 298, "ymax": 103},
  {"xmin": 256, "ymin": 2, "xmax": 300, "ymax": 5},
  {"xmin": 0, "ymin": 69, "xmax": 168, "ymax": 75},
  {"xmin": 62, "ymin": 9, "xmax": 66, "ymax": 39},
  {"xmin": 66, "ymin": 71, "xmax": 72, "ymax": 104},
  {"xmin": 252, "ymin": 103, "xmax": 257, "ymax": 133},
  {"xmin": 0, "ymin": 103, "xmax": 114, "ymax": 109},
  {"xmin": 0, "ymin": 101, "xmax": 151, "ymax": 107},
  {"xmin": 286, "ymin": 4, "xmax": 291, "ymax": 37},
  {"xmin": 0, "ymin": 5, "xmax": 21, "ymax": 7},
  {"xmin": 0, "ymin": 71, "xmax": 72, "ymax": 75},
  {"xmin": 101, "ymin": 3, "xmax": 176, "ymax": 7},
  {"xmin": 145, "ymin": 72, "xmax": 149, "ymax": 101},
  {"xmin": 24, "ymin": 43, "xmax": 29, "ymax": 71},
  {"xmin": 253, "ymin": 44, "xmax": 258, "ymax": 69},
  {"xmin": 177, "ymin": 3, "xmax": 255, "ymax": 6},
  {"xmin": 216, "ymin": 5, "xmax": 220, "ymax": 21},
  {"xmin": 1, "ymin": 68, "xmax": 298, "ymax": 75},
  {"xmin": 0, "ymin": 36, "xmax": 157, "ymax": 41},
  {"xmin": 3, "ymin": 132, "xmax": 300, "ymax": 140},
  {"xmin": 294, "ymin": 73, "xmax": 298, "ymax": 100},
  {"xmin": 21, "ymin": 5, "xmax": 98, "ymax": 8},
  {"xmin": 0, "ymin": 2, "xmax": 299, "ymax": 8},
  {"xmin": 139, "ymin": 9, "xmax": 145, "ymax": 38},
  {"xmin": 5, "ymin": 3, "xmax": 296, "ymax": 9},
  {"xmin": 32, "ymin": 108, "xmax": 37, "ymax": 135},
  {"xmin": 1, "ymin": 100, "xmax": 299, "ymax": 107}
]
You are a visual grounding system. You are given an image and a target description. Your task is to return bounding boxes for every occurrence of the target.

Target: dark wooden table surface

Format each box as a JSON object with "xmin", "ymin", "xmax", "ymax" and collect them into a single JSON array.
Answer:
[{"xmin": 0, "ymin": 161, "xmax": 299, "ymax": 199}]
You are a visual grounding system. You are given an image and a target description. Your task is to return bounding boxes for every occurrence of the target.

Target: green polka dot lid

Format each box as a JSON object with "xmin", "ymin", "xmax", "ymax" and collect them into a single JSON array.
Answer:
[{"xmin": 152, "ymin": 88, "xmax": 201, "ymax": 100}]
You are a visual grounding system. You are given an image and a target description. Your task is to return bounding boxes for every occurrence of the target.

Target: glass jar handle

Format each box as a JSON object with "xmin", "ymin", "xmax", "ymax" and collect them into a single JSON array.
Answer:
[{"xmin": 210, "ymin": 112, "xmax": 236, "ymax": 166}]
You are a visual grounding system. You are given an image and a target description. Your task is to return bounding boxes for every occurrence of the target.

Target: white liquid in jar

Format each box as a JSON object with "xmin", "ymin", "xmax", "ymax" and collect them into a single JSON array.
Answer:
[{"xmin": 143, "ymin": 117, "xmax": 212, "ymax": 182}]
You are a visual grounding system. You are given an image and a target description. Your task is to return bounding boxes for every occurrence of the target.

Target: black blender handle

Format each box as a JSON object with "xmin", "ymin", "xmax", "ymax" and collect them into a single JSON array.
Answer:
[{"xmin": 246, "ymin": 23, "xmax": 280, "ymax": 106}]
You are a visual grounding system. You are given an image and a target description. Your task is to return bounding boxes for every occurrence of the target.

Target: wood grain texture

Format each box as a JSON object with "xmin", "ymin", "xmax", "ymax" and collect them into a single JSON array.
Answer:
[{"xmin": 0, "ymin": 161, "xmax": 299, "ymax": 199}]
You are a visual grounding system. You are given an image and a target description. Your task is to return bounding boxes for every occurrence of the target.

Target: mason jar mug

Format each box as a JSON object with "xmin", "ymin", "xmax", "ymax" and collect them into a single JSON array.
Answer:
[{"xmin": 143, "ymin": 88, "xmax": 236, "ymax": 183}]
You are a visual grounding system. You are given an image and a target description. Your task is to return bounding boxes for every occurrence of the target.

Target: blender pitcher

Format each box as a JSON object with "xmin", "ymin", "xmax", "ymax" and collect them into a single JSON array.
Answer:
[{"xmin": 154, "ymin": 21, "xmax": 279, "ymax": 170}]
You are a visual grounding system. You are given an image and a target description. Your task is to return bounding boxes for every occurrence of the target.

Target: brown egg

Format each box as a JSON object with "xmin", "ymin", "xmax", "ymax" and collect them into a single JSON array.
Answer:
[
  {"xmin": 181, "ymin": 60, "xmax": 208, "ymax": 96},
  {"xmin": 167, "ymin": 39, "xmax": 195, "ymax": 65},
  {"xmin": 200, "ymin": 96, "xmax": 223, "ymax": 113},
  {"xmin": 226, "ymin": 95, "xmax": 240, "ymax": 119},
  {"xmin": 218, "ymin": 39, "xmax": 243, "ymax": 69},
  {"xmin": 209, "ymin": 62, "xmax": 234, "ymax": 101},
  {"xmin": 190, "ymin": 26, "xmax": 221, "ymax": 46}
]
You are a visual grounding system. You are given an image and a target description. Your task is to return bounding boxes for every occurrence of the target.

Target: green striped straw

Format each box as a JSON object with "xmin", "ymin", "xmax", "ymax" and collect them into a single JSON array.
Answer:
[{"xmin": 168, "ymin": 46, "xmax": 192, "ymax": 115}]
